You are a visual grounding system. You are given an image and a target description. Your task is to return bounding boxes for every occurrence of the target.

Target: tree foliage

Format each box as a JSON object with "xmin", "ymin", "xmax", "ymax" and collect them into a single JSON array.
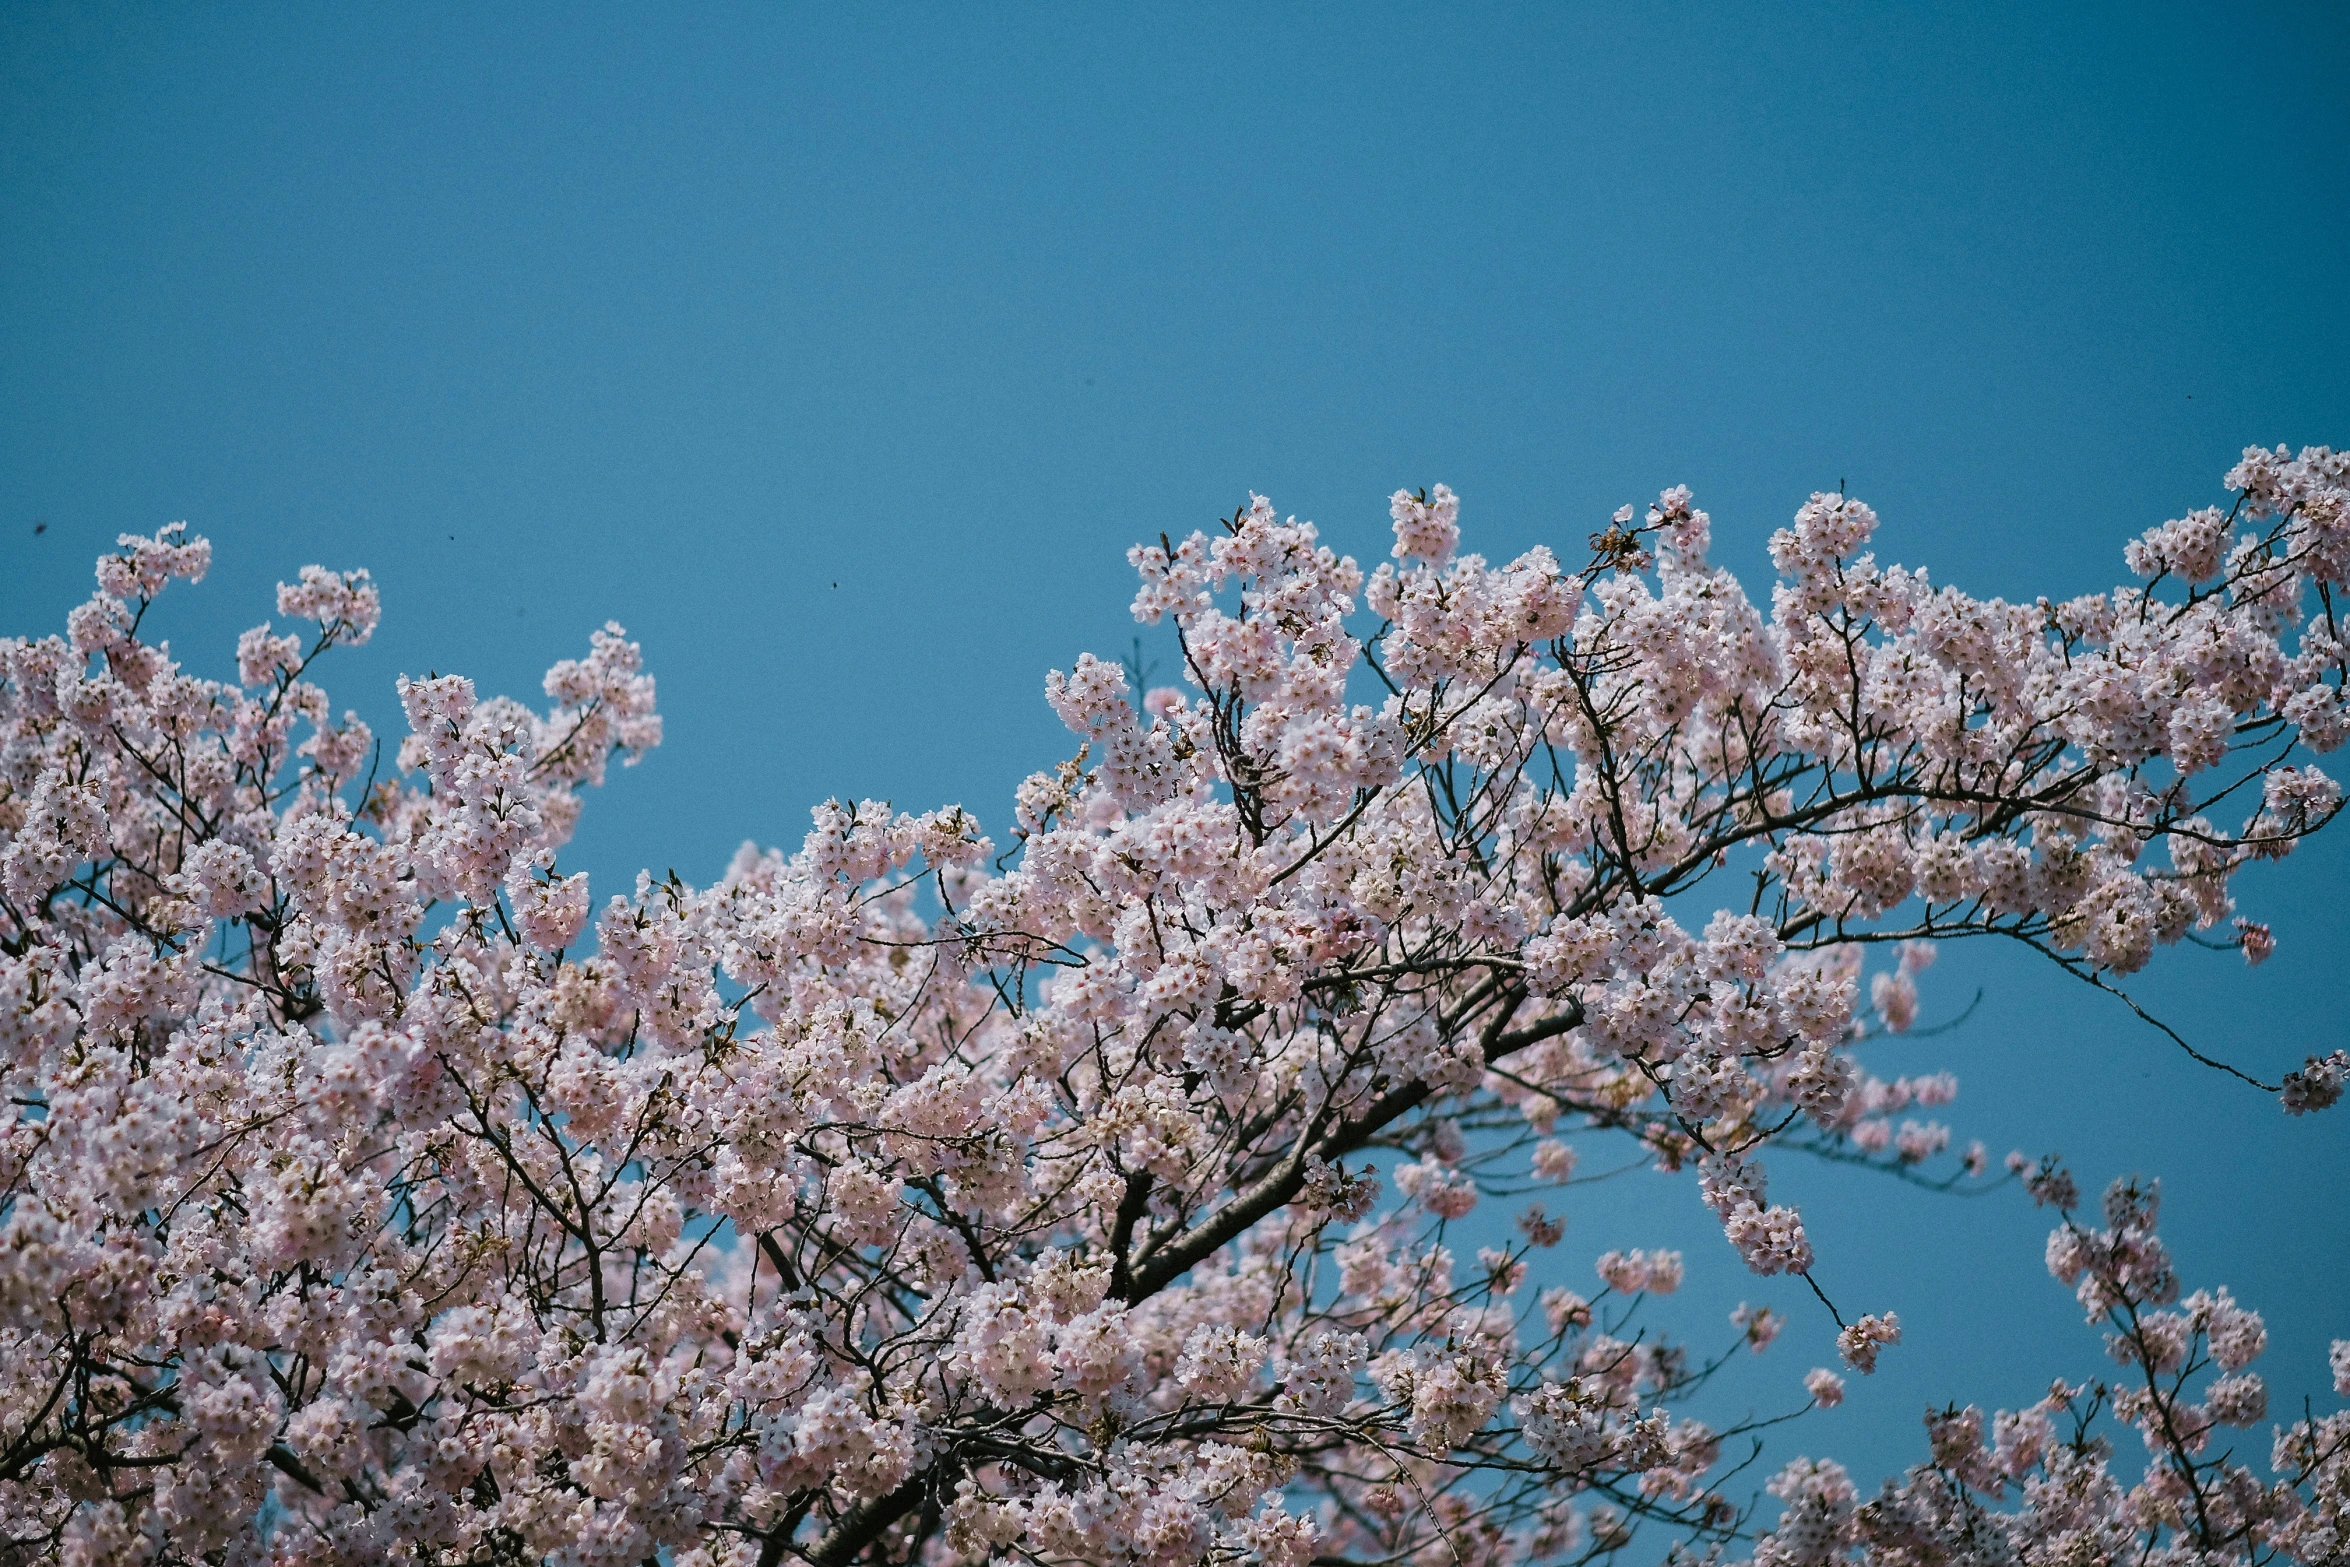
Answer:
[{"xmin": 3, "ymin": 448, "xmax": 2346, "ymax": 1564}]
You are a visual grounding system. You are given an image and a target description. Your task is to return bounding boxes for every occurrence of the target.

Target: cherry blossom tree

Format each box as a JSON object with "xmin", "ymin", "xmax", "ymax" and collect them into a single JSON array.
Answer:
[{"xmin": 2, "ymin": 445, "xmax": 2346, "ymax": 1566}]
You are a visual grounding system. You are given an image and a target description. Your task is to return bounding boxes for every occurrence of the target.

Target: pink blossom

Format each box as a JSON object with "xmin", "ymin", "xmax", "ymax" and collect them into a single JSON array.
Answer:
[
  {"xmin": 4, "ymin": 450, "xmax": 2345, "ymax": 1565},
  {"xmin": 1836, "ymin": 1313, "xmax": 1902, "ymax": 1374}
]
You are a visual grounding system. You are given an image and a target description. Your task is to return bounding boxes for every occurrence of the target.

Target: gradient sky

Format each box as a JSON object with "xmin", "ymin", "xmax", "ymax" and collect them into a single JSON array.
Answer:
[{"xmin": 4, "ymin": 1, "xmax": 2346, "ymax": 1520}]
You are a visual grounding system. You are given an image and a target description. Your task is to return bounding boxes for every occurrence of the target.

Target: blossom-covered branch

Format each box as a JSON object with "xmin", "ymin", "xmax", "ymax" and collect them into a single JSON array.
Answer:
[{"xmin": 1, "ymin": 446, "xmax": 2344, "ymax": 1565}]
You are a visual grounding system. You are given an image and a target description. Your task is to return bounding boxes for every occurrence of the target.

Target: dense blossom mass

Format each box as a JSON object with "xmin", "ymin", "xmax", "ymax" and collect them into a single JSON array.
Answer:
[{"xmin": 2, "ymin": 447, "xmax": 2347, "ymax": 1566}]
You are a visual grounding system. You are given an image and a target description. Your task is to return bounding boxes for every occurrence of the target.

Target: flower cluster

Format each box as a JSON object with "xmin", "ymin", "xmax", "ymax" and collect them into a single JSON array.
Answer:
[
  {"xmin": 1, "ymin": 446, "xmax": 2343, "ymax": 1565},
  {"xmin": 1746, "ymin": 1172, "xmax": 2350, "ymax": 1565}
]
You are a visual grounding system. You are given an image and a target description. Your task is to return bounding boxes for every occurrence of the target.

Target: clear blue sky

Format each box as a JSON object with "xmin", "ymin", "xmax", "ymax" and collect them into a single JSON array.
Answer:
[{"xmin": 4, "ymin": 1, "xmax": 2345, "ymax": 1504}]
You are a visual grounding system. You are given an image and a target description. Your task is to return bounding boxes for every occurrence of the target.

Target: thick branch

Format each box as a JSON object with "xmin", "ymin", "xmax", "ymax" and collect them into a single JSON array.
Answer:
[{"xmin": 1124, "ymin": 998, "xmax": 1582, "ymax": 1301}]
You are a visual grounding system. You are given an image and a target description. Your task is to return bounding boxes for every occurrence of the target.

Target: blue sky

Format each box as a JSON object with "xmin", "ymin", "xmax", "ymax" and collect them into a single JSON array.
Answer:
[{"xmin": 4, "ymin": 1, "xmax": 2346, "ymax": 1509}]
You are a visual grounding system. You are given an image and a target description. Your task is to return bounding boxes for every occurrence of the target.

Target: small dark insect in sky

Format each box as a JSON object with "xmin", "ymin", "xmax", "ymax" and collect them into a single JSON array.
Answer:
[{"xmin": 33, "ymin": 522, "xmax": 45, "ymax": 534}]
